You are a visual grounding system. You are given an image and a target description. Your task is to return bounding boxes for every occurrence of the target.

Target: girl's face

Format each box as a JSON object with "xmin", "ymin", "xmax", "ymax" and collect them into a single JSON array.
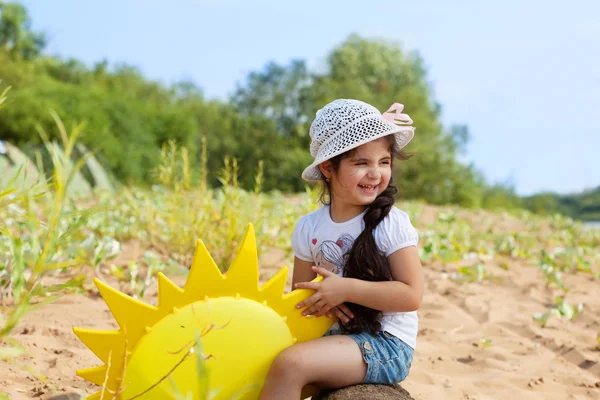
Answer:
[{"xmin": 323, "ymin": 137, "xmax": 393, "ymax": 209}]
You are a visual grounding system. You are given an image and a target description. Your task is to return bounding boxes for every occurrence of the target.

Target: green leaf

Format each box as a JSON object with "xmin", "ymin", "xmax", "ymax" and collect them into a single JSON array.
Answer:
[
  {"xmin": 572, "ymin": 303, "xmax": 584, "ymax": 320},
  {"xmin": 559, "ymin": 302, "xmax": 574, "ymax": 320},
  {"xmin": 533, "ymin": 312, "xmax": 552, "ymax": 327},
  {"xmin": 0, "ymin": 344, "xmax": 25, "ymax": 359},
  {"xmin": 195, "ymin": 332, "xmax": 209, "ymax": 400}
]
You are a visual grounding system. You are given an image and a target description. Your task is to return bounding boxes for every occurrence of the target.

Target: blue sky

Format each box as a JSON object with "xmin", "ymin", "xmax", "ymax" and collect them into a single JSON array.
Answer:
[{"xmin": 20, "ymin": 0, "xmax": 599, "ymax": 196}]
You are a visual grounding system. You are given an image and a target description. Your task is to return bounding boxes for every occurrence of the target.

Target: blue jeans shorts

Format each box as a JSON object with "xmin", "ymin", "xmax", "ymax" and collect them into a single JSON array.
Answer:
[{"xmin": 324, "ymin": 329, "xmax": 414, "ymax": 384}]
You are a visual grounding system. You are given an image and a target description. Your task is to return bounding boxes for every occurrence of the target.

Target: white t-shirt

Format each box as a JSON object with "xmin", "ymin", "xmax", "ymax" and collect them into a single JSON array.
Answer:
[{"xmin": 291, "ymin": 204, "xmax": 419, "ymax": 349}]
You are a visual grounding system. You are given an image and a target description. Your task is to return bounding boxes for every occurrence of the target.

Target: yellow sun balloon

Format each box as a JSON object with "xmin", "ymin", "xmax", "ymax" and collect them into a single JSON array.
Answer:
[{"xmin": 74, "ymin": 224, "xmax": 335, "ymax": 399}]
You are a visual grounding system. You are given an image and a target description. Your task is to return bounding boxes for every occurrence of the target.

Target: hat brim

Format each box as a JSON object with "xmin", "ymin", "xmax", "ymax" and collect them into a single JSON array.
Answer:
[{"xmin": 301, "ymin": 125, "xmax": 414, "ymax": 182}]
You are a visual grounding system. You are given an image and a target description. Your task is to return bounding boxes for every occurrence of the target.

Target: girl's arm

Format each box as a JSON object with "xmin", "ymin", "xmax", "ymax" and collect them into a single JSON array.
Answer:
[
  {"xmin": 292, "ymin": 257, "xmax": 317, "ymax": 288},
  {"xmin": 345, "ymin": 245, "xmax": 424, "ymax": 312},
  {"xmin": 292, "ymin": 257, "xmax": 355, "ymax": 323},
  {"xmin": 294, "ymin": 245, "xmax": 422, "ymax": 317}
]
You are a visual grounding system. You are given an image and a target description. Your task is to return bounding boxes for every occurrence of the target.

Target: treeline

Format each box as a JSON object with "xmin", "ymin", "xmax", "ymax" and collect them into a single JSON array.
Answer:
[
  {"xmin": 0, "ymin": 1, "xmax": 596, "ymax": 220},
  {"xmin": 522, "ymin": 187, "xmax": 600, "ymax": 222}
]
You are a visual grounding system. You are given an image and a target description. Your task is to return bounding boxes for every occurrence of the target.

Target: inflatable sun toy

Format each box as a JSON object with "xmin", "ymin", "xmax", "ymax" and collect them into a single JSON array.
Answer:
[{"xmin": 74, "ymin": 224, "xmax": 334, "ymax": 399}]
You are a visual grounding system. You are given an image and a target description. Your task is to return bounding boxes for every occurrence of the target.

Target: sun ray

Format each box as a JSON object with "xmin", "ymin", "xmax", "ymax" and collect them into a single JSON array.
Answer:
[
  {"xmin": 94, "ymin": 278, "xmax": 160, "ymax": 346},
  {"xmin": 73, "ymin": 328, "xmax": 124, "ymax": 365},
  {"xmin": 259, "ymin": 266, "xmax": 288, "ymax": 300},
  {"xmin": 182, "ymin": 239, "xmax": 226, "ymax": 298},
  {"xmin": 279, "ymin": 276, "xmax": 334, "ymax": 343},
  {"xmin": 76, "ymin": 365, "xmax": 109, "ymax": 386},
  {"xmin": 157, "ymin": 272, "xmax": 184, "ymax": 310},
  {"xmin": 224, "ymin": 223, "xmax": 259, "ymax": 297}
]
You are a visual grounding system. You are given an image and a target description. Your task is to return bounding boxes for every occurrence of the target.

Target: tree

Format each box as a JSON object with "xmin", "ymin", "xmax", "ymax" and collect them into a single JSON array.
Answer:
[
  {"xmin": 0, "ymin": 1, "xmax": 46, "ymax": 60},
  {"xmin": 311, "ymin": 34, "xmax": 480, "ymax": 205},
  {"xmin": 231, "ymin": 59, "xmax": 315, "ymax": 146},
  {"xmin": 230, "ymin": 33, "xmax": 488, "ymax": 203},
  {"xmin": 523, "ymin": 186, "xmax": 600, "ymax": 221}
]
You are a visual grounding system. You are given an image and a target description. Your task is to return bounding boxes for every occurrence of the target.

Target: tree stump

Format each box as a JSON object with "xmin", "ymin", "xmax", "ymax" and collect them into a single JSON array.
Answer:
[
  {"xmin": 312, "ymin": 384, "xmax": 414, "ymax": 400},
  {"xmin": 47, "ymin": 395, "xmax": 83, "ymax": 400}
]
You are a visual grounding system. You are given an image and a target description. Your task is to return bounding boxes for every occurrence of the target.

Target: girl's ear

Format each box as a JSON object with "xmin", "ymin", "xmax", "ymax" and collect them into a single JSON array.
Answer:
[{"xmin": 319, "ymin": 161, "xmax": 333, "ymax": 180}]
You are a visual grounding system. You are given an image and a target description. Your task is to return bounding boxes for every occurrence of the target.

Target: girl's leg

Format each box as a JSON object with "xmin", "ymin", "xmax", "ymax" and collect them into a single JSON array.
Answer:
[{"xmin": 258, "ymin": 334, "xmax": 367, "ymax": 400}]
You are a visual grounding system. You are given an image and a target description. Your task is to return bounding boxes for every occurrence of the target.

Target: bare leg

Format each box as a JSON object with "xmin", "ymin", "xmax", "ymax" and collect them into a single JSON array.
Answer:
[{"xmin": 258, "ymin": 335, "xmax": 367, "ymax": 400}]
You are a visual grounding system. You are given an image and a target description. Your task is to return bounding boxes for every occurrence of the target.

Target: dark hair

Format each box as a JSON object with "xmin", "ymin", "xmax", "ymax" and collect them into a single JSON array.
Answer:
[{"xmin": 318, "ymin": 135, "xmax": 412, "ymax": 334}]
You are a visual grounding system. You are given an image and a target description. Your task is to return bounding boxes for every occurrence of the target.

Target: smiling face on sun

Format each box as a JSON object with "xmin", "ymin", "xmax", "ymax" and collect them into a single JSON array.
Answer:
[{"xmin": 73, "ymin": 224, "xmax": 335, "ymax": 400}]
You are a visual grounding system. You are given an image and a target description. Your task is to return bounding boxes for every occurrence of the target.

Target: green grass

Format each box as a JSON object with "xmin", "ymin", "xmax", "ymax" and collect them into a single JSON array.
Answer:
[
  {"xmin": 0, "ymin": 111, "xmax": 96, "ymax": 357},
  {"xmin": 2, "ymin": 134, "xmax": 599, "ymax": 334}
]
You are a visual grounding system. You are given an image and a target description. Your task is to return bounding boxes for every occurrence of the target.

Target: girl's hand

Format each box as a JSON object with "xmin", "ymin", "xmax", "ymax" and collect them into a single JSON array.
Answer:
[
  {"xmin": 326, "ymin": 304, "xmax": 354, "ymax": 323},
  {"xmin": 294, "ymin": 266, "xmax": 351, "ymax": 318}
]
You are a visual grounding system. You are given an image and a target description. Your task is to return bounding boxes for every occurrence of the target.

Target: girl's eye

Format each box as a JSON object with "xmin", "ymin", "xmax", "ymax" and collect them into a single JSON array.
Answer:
[{"xmin": 355, "ymin": 162, "xmax": 367, "ymax": 166}]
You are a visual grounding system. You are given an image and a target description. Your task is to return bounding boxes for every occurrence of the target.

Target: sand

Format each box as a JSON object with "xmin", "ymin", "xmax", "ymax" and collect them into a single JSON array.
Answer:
[{"xmin": 1, "ymin": 209, "xmax": 599, "ymax": 399}]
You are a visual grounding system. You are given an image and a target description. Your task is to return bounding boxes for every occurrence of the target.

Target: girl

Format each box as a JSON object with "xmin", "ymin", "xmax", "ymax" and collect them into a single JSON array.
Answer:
[{"xmin": 259, "ymin": 99, "xmax": 424, "ymax": 399}]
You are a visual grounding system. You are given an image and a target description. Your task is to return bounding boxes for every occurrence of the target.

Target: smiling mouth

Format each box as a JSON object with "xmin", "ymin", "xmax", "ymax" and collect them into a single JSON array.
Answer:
[{"xmin": 359, "ymin": 184, "xmax": 378, "ymax": 192}]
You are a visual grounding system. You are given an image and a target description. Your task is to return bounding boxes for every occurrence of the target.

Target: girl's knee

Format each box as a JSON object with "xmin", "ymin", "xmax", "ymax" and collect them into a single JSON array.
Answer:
[{"xmin": 269, "ymin": 346, "xmax": 306, "ymax": 378}]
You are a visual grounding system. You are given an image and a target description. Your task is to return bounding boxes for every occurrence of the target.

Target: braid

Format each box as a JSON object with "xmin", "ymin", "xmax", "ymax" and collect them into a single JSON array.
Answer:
[{"xmin": 340, "ymin": 182, "xmax": 398, "ymax": 335}]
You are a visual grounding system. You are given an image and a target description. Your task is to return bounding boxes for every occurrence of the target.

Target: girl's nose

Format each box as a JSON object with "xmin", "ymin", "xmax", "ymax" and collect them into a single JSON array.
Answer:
[{"xmin": 367, "ymin": 168, "xmax": 381, "ymax": 180}]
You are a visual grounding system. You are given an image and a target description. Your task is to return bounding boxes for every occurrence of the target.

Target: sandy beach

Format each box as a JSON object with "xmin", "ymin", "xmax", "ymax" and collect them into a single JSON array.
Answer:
[{"xmin": 1, "ymin": 207, "xmax": 599, "ymax": 399}]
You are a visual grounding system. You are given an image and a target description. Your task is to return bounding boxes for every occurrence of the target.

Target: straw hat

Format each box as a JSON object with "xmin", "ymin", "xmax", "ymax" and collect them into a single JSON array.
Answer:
[{"xmin": 302, "ymin": 99, "xmax": 415, "ymax": 181}]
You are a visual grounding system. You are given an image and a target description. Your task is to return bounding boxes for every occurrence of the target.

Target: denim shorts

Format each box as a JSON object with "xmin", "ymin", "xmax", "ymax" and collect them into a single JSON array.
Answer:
[{"xmin": 324, "ymin": 329, "xmax": 414, "ymax": 384}]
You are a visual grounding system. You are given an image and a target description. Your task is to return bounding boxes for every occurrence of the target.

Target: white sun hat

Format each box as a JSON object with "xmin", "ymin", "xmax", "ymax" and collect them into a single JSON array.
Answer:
[{"xmin": 301, "ymin": 99, "xmax": 415, "ymax": 182}]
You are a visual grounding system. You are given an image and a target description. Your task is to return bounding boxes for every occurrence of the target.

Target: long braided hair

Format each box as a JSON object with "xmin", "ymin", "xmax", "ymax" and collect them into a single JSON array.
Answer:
[{"xmin": 319, "ymin": 134, "xmax": 412, "ymax": 334}]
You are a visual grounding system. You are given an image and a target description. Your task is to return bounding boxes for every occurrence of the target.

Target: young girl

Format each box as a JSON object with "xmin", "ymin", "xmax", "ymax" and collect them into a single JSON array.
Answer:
[{"xmin": 259, "ymin": 99, "xmax": 424, "ymax": 399}]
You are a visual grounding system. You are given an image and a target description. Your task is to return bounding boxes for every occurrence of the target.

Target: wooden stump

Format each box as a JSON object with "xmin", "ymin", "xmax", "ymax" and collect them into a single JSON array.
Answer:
[
  {"xmin": 49, "ymin": 385, "xmax": 415, "ymax": 400},
  {"xmin": 312, "ymin": 384, "xmax": 414, "ymax": 400},
  {"xmin": 47, "ymin": 394, "xmax": 83, "ymax": 400}
]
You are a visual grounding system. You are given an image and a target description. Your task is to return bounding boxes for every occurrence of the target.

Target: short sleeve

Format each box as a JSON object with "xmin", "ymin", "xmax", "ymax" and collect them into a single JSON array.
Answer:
[
  {"xmin": 292, "ymin": 216, "xmax": 314, "ymax": 262},
  {"xmin": 375, "ymin": 207, "xmax": 419, "ymax": 257}
]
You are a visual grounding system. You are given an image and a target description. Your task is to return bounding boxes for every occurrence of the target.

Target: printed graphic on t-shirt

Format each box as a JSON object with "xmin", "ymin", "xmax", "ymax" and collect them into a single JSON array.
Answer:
[{"xmin": 312, "ymin": 233, "xmax": 354, "ymax": 275}]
